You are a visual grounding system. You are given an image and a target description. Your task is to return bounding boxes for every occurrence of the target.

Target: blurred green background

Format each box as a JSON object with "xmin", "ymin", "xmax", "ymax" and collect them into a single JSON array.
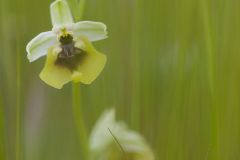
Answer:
[{"xmin": 1, "ymin": 0, "xmax": 240, "ymax": 160}]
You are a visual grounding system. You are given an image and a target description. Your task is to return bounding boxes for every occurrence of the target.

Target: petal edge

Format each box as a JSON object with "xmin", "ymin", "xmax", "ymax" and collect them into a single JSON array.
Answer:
[
  {"xmin": 26, "ymin": 31, "xmax": 57, "ymax": 62},
  {"xmin": 39, "ymin": 48, "xmax": 72, "ymax": 89},
  {"xmin": 74, "ymin": 21, "xmax": 108, "ymax": 42},
  {"xmin": 50, "ymin": 0, "xmax": 74, "ymax": 27},
  {"xmin": 74, "ymin": 37, "xmax": 107, "ymax": 84}
]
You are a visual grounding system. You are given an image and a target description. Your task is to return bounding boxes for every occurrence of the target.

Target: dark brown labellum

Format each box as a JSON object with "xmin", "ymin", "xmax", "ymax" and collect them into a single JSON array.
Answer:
[{"xmin": 55, "ymin": 34, "xmax": 87, "ymax": 71}]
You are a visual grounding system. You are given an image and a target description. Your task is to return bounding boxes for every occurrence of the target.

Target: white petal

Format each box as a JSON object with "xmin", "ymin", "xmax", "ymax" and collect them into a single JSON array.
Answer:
[
  {"xmin": 89, "ymin": 109, "xmax": 115, "ymax": 151},
  {"xmin": 117, "ymin": 130, "xmax": 149, "ymax": 152},
  {"xmin": 89, "ymin": 109, "xmax": 155, "ymax": 160},
  {"xmin": 50, "ymin": 0, "xmax": 74, "ymax": 27},
  {"xmin": 74, "ymin": 21, "xmax": 108, "ymax": 42},
  {"xmin": 26, "ymin": 31, "xmax": 57, "ymax": 62}
]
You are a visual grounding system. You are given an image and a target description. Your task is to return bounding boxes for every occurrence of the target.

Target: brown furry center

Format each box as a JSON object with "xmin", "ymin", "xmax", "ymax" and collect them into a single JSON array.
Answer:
[{"xmin": 55, "ymin": 34, "xmax": 87, "ymax": 71}]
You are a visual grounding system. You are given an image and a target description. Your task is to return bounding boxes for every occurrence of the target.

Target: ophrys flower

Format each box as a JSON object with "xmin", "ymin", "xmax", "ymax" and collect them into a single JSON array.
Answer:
[{"xmin": 26, "ymin": 0, "xmax": 107, "ymax": 89}]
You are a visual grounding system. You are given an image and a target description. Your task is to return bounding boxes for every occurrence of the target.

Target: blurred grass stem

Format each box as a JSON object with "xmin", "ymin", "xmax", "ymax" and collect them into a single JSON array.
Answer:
[
  {"xmin": 0, "ymin": 94, "xmax": 5, "ymax": 160},
  {"xmin": 16, "ymin": 18, "xmax": 21, "ymax": 160},
  {"xmin": 77, "ymin": 0, "xmax": 86, "ymax": 21},
  {"xmin": 199, "ymin": 0, "xmax": 219, "ymax": 159},
  {"xmin": 130, "ymin": 0, "xmax": 140, "ymax": 130}
]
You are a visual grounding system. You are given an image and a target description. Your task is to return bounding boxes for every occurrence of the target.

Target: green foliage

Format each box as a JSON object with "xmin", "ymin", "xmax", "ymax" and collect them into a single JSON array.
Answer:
[{"xmin": 0, "ymin": 0, "xmax": 240, "ymax": 160}]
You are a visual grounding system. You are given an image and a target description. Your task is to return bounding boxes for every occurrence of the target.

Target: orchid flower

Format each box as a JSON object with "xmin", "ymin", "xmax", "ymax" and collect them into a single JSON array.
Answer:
[
  {"xmin": 89, "ymin": 109, "xmax": 155, "ymax": 160},
  {"xmin": 26, "ymin": 0, "xmax": 107, "ymax": 89}
]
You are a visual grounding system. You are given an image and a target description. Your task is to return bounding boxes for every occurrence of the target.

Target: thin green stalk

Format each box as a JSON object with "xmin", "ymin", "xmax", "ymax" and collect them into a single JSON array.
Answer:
[
  {"xmin": 15, "ymin": 0, "xmax": 23, "ymax": 155},
  {"xmin": 0, "ymin": 0, "xmax": 5, "ymax": 158},
  {"xmin": 16, "ymin": 22, "xmax": 21, "ymax": 160},
  {"xmin": 72, "ymin": 83, "xmax": 88, "ymax": 159},
  {"xmin": 199, "ymin": 0, "xmax": 219, "ymax": 160},
  {"xmin": 130, "ymin": 0, "xmax": 140, "ymax": 131},
  {"xmin": 77, "ymin": 0, "xmax": 86, "ymax": 21},
  {"xmin": 0, "ymin": 94, "xmax": 5, "ymax": 160},
  {"xmin": 68, "ymin": 0, "xmax": 86, "ymax": 21}
]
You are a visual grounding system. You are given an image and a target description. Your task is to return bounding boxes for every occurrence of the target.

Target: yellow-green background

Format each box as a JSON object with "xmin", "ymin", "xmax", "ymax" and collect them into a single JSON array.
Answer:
[{"xmin": 1, "ymin": 0, "xmax": 240, "ymax": 160}]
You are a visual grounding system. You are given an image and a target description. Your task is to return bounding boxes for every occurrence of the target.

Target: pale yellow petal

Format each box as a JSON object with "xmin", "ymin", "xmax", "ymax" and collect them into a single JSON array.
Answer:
[
  {"xmin": 73, "ymin": 37, "xmax": 107, "ymax": 84},
  {"xmin": 39, "ymin": 48, "xmax": 72, "ymax": 89},
  {"xmin": 133, "ymin": 150, "xmax": 155, "ymax": 160}
]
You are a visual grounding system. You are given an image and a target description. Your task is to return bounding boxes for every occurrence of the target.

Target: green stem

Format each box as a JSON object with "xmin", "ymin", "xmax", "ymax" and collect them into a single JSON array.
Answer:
[
  {"xmin": 77, "ymin": 0, "xmax": 86, "ymax": 21},
  {"xmin": 199, "ymin": 0, "xmax": 219, "ymax": 159},
  {"xmin": 68, "ymin": 0, "xmax": 86, "ymax": 21},
  {"xmin": 16, "ymin": 90, "xmax": 20, "ymax": 160},
  {"xmin": 130, "ymin": 0, "xmax": 140, "ymax": 130},
  {"xmin": 16, "ymin": 20, "xmax": 21, "ymax": 160},
  {"xmin": 72, "ymin": 83, "xmax": 89, "ymax": 159},
  {"xmin": 0, "ymin": 94, "xmax": 5, "ymax": 160}
]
